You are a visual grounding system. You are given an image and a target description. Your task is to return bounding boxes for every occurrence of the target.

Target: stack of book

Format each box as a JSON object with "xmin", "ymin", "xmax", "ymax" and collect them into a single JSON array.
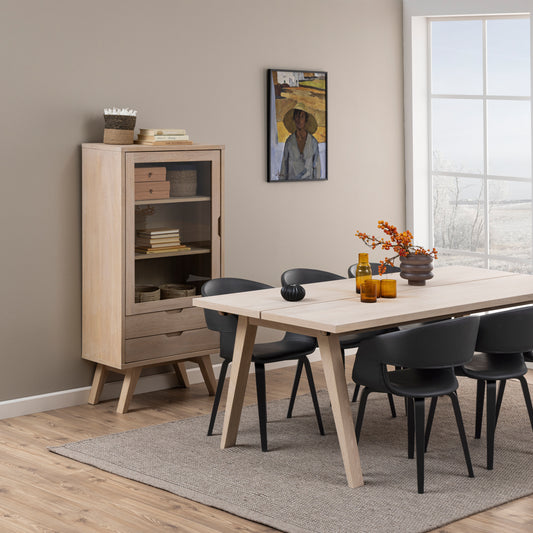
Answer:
[
  {"xmin": 135, "ymin": 129, "xmax": 193, "ymax": 146},
  {"xmin": 135, "ymin": 227, "xmax": 191, "ymax": 254}
]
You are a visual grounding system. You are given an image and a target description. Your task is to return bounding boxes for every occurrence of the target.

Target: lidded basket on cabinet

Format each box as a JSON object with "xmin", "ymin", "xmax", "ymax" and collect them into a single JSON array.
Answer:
[{"xmin": 167, "ymin": 165, "xmax": 197, "ymax": 197}]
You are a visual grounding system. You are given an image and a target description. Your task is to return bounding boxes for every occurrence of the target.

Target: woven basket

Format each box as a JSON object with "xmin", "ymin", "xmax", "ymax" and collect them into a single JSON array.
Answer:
[
  {"xmin": 159, "ymin": 284, "xmax": 196, "ymax": 299},
  {"xmin": 168, "ymin": 169, "xmax": 197, "ymax": 197},
  {"xmin": 135, "ymin": 285, "xmax": 160, "ymax": 303},
  {"xmin": 103, "ymin": 115, "xmax": 136, "ymax": 145}
]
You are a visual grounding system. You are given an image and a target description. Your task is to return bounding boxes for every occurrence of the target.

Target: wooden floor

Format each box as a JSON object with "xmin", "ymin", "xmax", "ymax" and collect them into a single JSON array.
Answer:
[{"xmin": 1, "ymin": 358, "xmax": 533, "ymax": 532}]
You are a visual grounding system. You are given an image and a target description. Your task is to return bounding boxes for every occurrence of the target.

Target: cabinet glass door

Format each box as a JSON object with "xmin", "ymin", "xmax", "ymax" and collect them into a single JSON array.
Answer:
[{"xmin": 125, "ymin": 150, "xmax": 221, "ymax": 314}]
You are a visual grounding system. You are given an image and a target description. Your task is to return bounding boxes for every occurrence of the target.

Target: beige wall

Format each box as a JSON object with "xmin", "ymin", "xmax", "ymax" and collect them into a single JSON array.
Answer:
[{"xmin": 0, "ymin": 0, "xmax": 404, "ymax": 401}]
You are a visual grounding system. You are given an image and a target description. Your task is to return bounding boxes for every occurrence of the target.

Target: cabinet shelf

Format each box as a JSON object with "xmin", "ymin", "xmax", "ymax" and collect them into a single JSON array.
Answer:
[
  {"xmin": 135, "ymin": 195, "xmax": 211, "ymax": 206},
  {"xmin": 135, "ymin": 245, "xmax": 211, "ymax": 260}
]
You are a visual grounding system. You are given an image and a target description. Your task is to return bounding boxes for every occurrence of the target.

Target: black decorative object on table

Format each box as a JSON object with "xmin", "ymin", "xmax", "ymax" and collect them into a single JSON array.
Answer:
[{"xmin": 281, "ymin": 283, "xmax": 306, "ymax": 301}]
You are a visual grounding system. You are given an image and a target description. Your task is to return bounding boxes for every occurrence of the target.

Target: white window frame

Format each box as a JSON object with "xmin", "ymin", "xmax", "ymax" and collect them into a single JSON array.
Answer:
[{"xmin": 403, "ymin": 0, "xmax": 533, "ymax": 255}]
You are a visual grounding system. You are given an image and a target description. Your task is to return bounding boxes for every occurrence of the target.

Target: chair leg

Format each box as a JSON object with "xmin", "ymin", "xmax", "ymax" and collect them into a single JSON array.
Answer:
[
  {"xmin": 254, "ymin": 363, "xmax": 268, "ymax": 452},
  {"xmin": 355, "ymin": 387, "xmax": 371, "ymax": 442},
  {"xmin": 286, "ymin": 359, "xmax": 304, "ymax": 419},
  {"xmin": 425, "ymin": 396, "xmax": 438, "ymax": 452},
  {"xmin": 302, "ymin": 357, "xmax": 325, "ymax": 435},
  {"xmin": 518, "ymin": 375, "xmax": 533, "ymax": 432},
  {"xmin": 486, "ymin": 380, "xmax": 497, "ymax": 470},
  {"xmin": 407, "ymin": 397, "xmax": 415, "ymax": 459},
  {"xmin": 387, "ymin": 394, "xmax": 397, "ymax": 418},
  {"xmin": 414, "ymin": 398, "xmax": 425, "ymax": 494},
  {"xmin": 495, "ymin": 380, "xmax": 506, "ymax": 428},
  {"xmin": 352, "ymin": 383, "xmax": 361, "ymax": 403},
  {"xmin": 475, "ymin": 379, "xmax": 485, "ymax": 439},
  {"xmin": 207, "ymin": 359, "xmax": 229, "ymax": 436},
  {"xmin": 448, "ymin": 392, "xmax": 474, "ymax": 478}
]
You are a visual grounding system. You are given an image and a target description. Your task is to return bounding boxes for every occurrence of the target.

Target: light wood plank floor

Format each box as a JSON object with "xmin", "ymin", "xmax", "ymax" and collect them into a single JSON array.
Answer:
[{"xmin": 1, "ymin": 358, "xmax": 533, "ymax": 532}]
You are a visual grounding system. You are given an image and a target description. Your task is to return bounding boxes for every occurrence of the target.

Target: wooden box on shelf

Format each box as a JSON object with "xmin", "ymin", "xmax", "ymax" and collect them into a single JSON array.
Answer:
[{"xmin": 82, "ymin": 142, "xmax": 224, "ymax": 413}]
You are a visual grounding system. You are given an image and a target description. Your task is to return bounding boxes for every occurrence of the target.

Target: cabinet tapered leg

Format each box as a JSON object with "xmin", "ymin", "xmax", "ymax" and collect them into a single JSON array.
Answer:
[
  {"xmin": 195, "ymin": 355, "xmax": 217, "ymax": 396},
  {"xmin": 116, "ymin": 367, "xmax": 142, "ymax": 414},
  {"xmin": 88, "ymin": 364, "xmax": 108, "ymax": 405},
  {"xmin": 173, "ymin": 362, "xmax": 190, "ymax": 388}
]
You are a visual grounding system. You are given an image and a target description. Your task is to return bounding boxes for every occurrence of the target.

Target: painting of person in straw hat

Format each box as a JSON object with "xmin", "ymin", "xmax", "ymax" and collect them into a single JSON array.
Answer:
[
  {"xmin": 279, "ymin": 104, "xmax": 321, "ymax": 180},
  {"xmin": 267, "ymin": 69, "xmax": 327, "ymax": 182}
]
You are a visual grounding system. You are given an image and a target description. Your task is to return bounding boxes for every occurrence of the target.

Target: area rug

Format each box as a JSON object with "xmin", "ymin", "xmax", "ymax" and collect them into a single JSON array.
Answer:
[{"xmin": 50, "ymin": 378, "xmax": 533, "ymax": 533}]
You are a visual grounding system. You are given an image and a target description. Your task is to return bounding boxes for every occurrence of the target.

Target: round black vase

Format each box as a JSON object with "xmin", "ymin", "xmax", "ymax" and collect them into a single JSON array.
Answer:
[
  {"xmin": 281, "ymin": 284, "xmax": 306, "ymax": 301},
  {"xmin": 399, "ymin": 254, "xmax": 434, "ymax": 286}
]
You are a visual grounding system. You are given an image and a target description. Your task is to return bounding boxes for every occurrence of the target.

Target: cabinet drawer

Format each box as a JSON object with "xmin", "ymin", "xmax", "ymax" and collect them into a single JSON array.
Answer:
[
  {"xmin": 135, "ymin": 180, "xmax": 170, "ymax": 201},
  {"xmin": 125, "ymin": 307, "xmax": 207, "ymax": 338},
  {"xmin": 135, "ymin": 166, "xmax": 167, "ymax": 182},
  {"xmin": 125, "ymin": 328, "xmax": 219, "ymax": 363}
]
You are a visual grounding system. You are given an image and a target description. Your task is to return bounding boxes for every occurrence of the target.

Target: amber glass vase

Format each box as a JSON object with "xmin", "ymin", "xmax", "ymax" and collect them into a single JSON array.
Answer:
[{"xmin": 355, "ymin": 252, "xmax": 372, "ymax": 293}]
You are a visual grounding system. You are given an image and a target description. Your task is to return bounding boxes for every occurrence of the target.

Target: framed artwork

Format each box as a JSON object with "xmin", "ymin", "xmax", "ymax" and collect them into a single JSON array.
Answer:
[{"xmin": 267, "ymin": 69, "xmax": 327, "ymax": 182}]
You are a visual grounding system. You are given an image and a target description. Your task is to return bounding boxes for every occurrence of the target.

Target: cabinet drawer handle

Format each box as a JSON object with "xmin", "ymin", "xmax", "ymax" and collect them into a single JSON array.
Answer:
[
  {"xmin": 148, "ymin": 172, "xmax": 152, "ymax": 177},
  {"xmin": 149, "ymin": 188, "xmax": 153, "ymax": 194},
  {"xmin": 165, "ymin": 309, "xmax": 184, "ymax": 314},
  {"xmin": 166, "ymin": 331, "xmax": 183, "ymax": 337}
]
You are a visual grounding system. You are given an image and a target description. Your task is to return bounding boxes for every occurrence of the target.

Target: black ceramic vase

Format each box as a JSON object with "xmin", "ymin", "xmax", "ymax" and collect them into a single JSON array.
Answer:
[
  {"xmin": 399, "ymin": 254, "xmax": 434, "ymax": 286},
  {"xmin": 281, "ymin": 284, "xmax": 306, "ymax": 301}
]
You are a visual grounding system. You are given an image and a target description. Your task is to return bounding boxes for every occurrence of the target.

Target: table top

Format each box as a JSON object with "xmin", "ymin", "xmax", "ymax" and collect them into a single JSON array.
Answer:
[{"xmin": 193, "ymin": 266, "xmax": 533, "ymax": 334}]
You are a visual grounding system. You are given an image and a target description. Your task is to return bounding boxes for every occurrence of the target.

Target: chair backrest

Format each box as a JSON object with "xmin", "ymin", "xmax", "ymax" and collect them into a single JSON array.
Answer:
[
  {"xmin": 476, "ymin": 306, "xmax": 533, "ymax": 354},
  {"xmin": 347, "ymin": 262, "xmax": 401, "ymax": 278},
  {"xmin": 201, "ymin": 277, "xmax": 271, "ymax": 357},
  {"xmin": 281, "ymin": 268, "xmax": 344, "ymax": 286},
  {"xmin": 353, "ymin": 316, "xmax": 480, "ymax": 391}
]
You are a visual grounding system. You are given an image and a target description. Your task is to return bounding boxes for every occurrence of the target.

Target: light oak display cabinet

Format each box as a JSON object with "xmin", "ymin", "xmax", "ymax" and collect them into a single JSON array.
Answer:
[{"xmin": 82, "ymin": 143, "xmax": 224, "ymax": 413}]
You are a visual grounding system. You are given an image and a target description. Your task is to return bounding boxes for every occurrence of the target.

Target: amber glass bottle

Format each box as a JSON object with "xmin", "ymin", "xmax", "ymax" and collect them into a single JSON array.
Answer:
[{"xmin": 355, "ymin": 252, "xmax": 372, "ymax": 294}]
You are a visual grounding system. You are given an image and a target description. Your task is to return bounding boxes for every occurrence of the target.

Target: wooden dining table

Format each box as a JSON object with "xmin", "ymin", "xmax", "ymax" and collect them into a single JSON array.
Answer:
[{"xmin": 193, "ymin": 266, "xmax": 533, "ymax": 488}]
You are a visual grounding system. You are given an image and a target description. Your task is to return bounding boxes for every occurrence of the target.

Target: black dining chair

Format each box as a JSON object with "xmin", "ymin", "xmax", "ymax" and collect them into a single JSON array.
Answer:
[
  {"xmin": 426, "ymin": 306, "xmax": 533, "ymax": 470},
  {"xmin": 281, "ymin": 267, "xmax": 398, "ymax": 418},
  {"xmin": 201, "ymin": 277, "xmax": 324, "ymax": 452},
  {"xmin": 352, "ymin": 316, "xmax": 479, "ymax": 493}
]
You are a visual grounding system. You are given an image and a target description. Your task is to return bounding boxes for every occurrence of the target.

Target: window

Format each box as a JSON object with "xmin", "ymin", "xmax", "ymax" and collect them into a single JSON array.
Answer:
[
  {"xmin": 430, "ymin": 16, "xmax": 532, "ymax": 272},
  {"xmin": 403, "ymin": 1, "xmax": 533, "ymax": 274}
]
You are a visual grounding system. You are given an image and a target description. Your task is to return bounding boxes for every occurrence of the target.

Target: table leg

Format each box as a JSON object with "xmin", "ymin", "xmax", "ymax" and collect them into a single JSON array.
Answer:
[
  {"xmin": 220, "ymin": 316, "xmax": 257, "ymax": 449},
  {"xmin": 318, "ymin": 333, "xmax": 364, "ymax": 488}
]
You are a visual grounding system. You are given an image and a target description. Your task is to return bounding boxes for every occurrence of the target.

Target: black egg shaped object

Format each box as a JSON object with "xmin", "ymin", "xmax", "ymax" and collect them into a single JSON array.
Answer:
[{"xmin": 281, "ymin": 283, "xmax": 306, "ymax": 302}]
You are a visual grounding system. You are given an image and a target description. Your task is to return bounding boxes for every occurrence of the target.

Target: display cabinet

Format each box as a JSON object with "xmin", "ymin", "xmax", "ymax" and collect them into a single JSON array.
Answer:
[{"xmin": 82, "ymin": 143, "xmax": 224, "ymax": 412}]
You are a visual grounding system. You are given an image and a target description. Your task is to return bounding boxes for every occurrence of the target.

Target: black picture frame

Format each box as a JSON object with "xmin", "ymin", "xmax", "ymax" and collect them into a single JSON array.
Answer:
[{"xmin": 267, "ymin": 69, "xmax": 327, "ymax": 182}]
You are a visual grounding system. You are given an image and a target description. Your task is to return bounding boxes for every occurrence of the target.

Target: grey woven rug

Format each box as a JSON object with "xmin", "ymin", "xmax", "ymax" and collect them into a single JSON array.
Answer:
[{"xmin": 50, "ymin": 378, "xmax": 533, "ymax": 533}]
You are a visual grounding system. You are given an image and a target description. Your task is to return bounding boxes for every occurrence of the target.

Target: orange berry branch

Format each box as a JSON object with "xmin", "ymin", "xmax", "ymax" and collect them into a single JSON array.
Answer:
[{"xmin": 355, "ymin": 221, "xmax": 438, "ymax": 275}]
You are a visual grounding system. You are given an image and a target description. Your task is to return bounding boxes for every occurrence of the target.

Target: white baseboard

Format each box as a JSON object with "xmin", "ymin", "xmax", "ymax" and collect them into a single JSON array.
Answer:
[
  {"xmin": 6, "ymin": 348, "xmax": 521, "ymax": 420},
  {"xmin": 0, "ymin": 350, "xmax": 322, "ymax": 420}
]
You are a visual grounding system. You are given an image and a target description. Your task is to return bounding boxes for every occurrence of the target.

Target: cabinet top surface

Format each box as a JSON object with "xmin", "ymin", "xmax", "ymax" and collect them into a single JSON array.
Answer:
[{"xmin": 82, "ymin": 143, "xmax": 225, "ymax": 152}]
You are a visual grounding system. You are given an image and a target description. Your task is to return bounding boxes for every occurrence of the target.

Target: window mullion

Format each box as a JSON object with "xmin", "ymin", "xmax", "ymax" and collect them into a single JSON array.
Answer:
[{"xmin": 482, "ymin": 19, "xmax": 490, "ymax": 269}]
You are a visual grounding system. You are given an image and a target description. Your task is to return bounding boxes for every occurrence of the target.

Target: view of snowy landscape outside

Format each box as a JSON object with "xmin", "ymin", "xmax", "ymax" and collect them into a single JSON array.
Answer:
[{"xmin": 430, "ymin": 17, "xmax": 532, "ymax": 273}]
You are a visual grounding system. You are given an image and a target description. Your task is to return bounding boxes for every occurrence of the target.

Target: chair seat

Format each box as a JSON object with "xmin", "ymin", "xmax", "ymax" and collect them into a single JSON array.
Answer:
[
  {"xmin": 249, "ymin": 334, "xmax": 316, "ymax": 363},
  {"xmin": 388, "ymin": 368, "xmax": 458, "ymax": 398},
  {"xmin": 462, "ymin": 352, "xmax": 527, "ymax": 381},
  {"xmin": 340, "ymin": 327, "xmax": 398, "ymax": 350}
]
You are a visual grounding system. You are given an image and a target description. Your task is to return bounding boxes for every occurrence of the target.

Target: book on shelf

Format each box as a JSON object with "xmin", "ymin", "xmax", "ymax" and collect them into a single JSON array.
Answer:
[
  {"xmin": 139, "ymin": 129, "xmax": 186, "ymax": 136},
  {"xmin": 135, "ymin": 244, "xmax": 191, "ymax": 254},
  {"xmin": 134, "ymin": 140, "xmax": 193, "ymax": 146},
  {"xmin": 135, "ymin": 239, "xmax": 181, "ymax": 248},
  {"xmin": 136, "ymin": 227, "xmax": 180, "ymax": 236},
  {"xmin": 135, "ymin": 236, "xmax": 181, "ymax": 246},
  {"xmin": 137, "ymin": 134, "xmax": 190, "ymax": 141}
]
